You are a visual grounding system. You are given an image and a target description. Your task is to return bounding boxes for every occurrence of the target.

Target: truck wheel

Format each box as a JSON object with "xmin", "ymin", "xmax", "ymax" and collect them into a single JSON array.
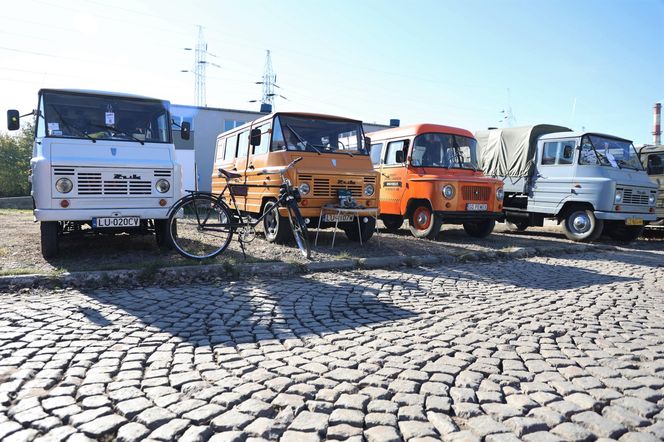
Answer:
[
  {"xmin": 344, "ymin": 217, "xmax": 376, "ymax": 243},
  {"xmin": 40, "ymin": 221, "xmax": 59, "ymax": 258},
  {"xmin": 263, "ymin": 200, "xmax": 291, "ymax": 243},
  {"xmin": 381, "ymin": 215, "xmax": 403, "ymax": 233},
  {"xmin": 155, "ymin": 219, "xmax": 173, "ymax": 250},
  {"xmin": 562, "ymin": 209, "xmax": 603, "ymax": 242},
  {"xmin": 463, "ymin": 220, "xmax": 495, "ymax": 238},
  {"xmin": 506, "ymin": 220, "xmax": 529, "ymax": 231},
  {"xmin": 409, "ymin": 204, "xmax": 442, "ymax": 239},
  {"xmin": 606, "ymin": 224, "xmax": 644, "ymax": 243}
]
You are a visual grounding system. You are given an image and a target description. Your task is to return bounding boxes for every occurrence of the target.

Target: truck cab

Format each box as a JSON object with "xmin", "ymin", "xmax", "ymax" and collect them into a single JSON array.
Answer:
[
  {"xmin": 369, "ymin": 124, "xmax": 504, "ymax": 239},
  {"xmin": 477, "ymin": 125, "xmax": 658, "ymax": 242},
  {"xmin": 7, "ymin": 89, "xmax": 186, "ymax": 257},
  {"xmin": 639, "ymin": 144, "xmax": 664, "ymax": 223}
]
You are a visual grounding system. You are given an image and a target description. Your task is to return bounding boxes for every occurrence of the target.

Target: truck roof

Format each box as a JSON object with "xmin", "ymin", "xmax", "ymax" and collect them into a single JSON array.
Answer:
[
  {"xmin": 540, "ymin": 131, "xmax": 633, "ymax": 143},
  {"xmin": 367, "ymin": 123, "xmax": 474, "ymax": 140},
  {"xmin": 39, "ymin": 88, "xmax": 168, "ymax": 102}
]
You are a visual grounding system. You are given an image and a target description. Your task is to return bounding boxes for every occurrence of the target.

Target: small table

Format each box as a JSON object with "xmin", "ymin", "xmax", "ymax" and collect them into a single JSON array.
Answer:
[{"xmin": 315, "ymin": 205, "xmax": 379, "ymax": 247}]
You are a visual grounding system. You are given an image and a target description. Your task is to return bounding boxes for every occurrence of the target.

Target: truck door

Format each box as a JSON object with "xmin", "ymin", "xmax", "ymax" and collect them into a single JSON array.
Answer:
[
  {"xmin": 233, "ymin": 129, "xmax": 251, "ymax": 211},
  {"xmin": 529, "ymin": 139, "xmax": 576, "ymax": 214},
  {"xmin": 379, "ymin": 139, "xmax": 409, "ymax": 215},
  {"xmin": 245, "ymin": 121, "xmax": 272, "ymax": 217}
]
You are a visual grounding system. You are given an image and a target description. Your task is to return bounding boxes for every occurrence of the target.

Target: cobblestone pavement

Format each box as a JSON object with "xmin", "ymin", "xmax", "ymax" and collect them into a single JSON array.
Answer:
[{"xmin": 0, "ymin": 246, "xmax": 663, "ymax": 441}]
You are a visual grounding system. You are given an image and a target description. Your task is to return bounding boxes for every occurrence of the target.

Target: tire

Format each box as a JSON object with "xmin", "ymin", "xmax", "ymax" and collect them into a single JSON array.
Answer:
[
  {"xmin": 286, "ymin": 201, "xmax": 311, "ymax": 258},
  {"xmin": 562, "ymin": 209, "xmax": 604, "ymax": 242},
  {"xmin": 506, "ymin": 220, "xmax": 529, "ymax": 231},
  {"xmin": 40, "ymin": 221, "xmax": 59, "ymax": 258},
  {"xmin": 169, "ymin": 194, "xmax": 233, "ymax": 259},
  {"xmin": 605, "ymin": 224, "xmax": 644, "ymax": 243},
  {"xmin": 408, "ymin": 204, "xmax": 442, "ymax": 239},
  {"xmin": 154, "ymin": 219, "xmax": 173, "ymax": 250},
  {"xmin": 344, "ymin": 216, "xmax": 376, "ymax": 243},
  {"xmin": 381, "ymin": 215, "xmax": 404, "ymax": 233},
  {"xmin": 263, "ymin": 200, "xmax": 291, "ymax": 243},
  {"xmin": 463, "ymin": 219, "xmax": 495, "ymax": 238}
]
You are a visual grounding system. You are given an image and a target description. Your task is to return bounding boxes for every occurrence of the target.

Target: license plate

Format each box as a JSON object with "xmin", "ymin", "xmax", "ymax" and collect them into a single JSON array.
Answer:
[
  {"xmin": 625, "ymin": 218, "xmax": 643, "ymax": 226},
  {"xmin": 466, "ymin": 203, "xmax": 488, "ymax": 211},
  {"xmin": 323, "ymin": 214, "xmax": 354, "ymax": 223},
  {"xmin": 93, "ymin": 217, "xmax": 140, "ymax": 228}
]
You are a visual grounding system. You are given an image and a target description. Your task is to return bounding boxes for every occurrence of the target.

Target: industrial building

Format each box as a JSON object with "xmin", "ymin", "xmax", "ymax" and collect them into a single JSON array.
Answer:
[{"xmin": 170, "ymin": 104, "xmax": 393, "ymax": 191}]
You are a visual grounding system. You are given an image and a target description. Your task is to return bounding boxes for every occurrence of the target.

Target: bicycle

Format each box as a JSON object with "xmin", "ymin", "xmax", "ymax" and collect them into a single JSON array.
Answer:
[{"xmin": 167, "ymin": 157, "xmax": 310, "ymax": 260}]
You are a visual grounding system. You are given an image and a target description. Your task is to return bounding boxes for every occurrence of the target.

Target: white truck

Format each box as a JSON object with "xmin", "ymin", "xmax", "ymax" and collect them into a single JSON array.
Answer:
[
  {"xmin": 475, "ymin": 125, "xmax": 658, "ymax": 242},
  {"xmin": 7, "ymin": 89, "xmax": 190, "ymax": 257}
]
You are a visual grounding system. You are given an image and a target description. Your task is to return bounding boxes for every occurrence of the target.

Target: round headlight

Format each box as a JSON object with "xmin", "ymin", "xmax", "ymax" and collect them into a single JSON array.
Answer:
[
  {"xmin": 649, "ymin": 194, "xmax": 656, "ymax": 206},
  {"xmin": 496, "ymin": 187, "xmax": 504, "ymax": 201},
  {"xmin": 299, "ymin": 182, "xmax": 310, "ymax": 195},
  {"xmin": 156, "ymin": 179, "xmax": 170, "ymax": 193},
  {"xmin": 615, "ymin": 190, "xmax": 623, "ymax": 204},
  {"xmin": 55, "ymin": 178, "xmax": 73, "ymax": 194},
  {"xmin": 364, "ymin": 184, "xmax": 375, "ymax": 196},
  {"xmin": 442, "ymin": 184, "xmax": 455, "ymax": 199}
]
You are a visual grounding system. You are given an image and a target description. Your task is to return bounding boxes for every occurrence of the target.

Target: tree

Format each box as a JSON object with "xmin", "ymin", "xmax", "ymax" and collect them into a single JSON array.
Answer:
[{"xmin": 0, "ymin": 123, "xmax": 34, "ymax": 197}]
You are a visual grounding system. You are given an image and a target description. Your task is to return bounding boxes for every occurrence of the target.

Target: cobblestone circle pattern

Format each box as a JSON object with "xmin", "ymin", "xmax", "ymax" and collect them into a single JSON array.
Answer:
[{"xmin": 1, "ymin": 247, "xmax": 663, "ymax": 441}]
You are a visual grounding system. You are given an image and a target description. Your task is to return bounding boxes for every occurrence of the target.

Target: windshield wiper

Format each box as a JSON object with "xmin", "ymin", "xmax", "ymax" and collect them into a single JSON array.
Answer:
[
  {"xmin": 92, "ymin": 124, "xmax": 145, "ymax": 145},
  {"xmin": 50, "ymin": 106, "xmax": 96, "ymax": 143},
  {"xmin": 286, "ymin": 124, "xmax": 321, "ymax": 155}
]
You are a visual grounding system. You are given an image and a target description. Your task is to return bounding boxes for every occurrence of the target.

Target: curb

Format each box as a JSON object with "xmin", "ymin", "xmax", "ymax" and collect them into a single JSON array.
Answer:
[{"xmin": 0, "ymin": 243, "xmax": 619, "ymax": 291}]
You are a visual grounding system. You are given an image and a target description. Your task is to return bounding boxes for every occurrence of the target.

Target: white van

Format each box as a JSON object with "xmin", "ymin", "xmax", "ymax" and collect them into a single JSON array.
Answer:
[{"xmin": 7, "ymin": 89, "xmax": 190, "ymax": 257}]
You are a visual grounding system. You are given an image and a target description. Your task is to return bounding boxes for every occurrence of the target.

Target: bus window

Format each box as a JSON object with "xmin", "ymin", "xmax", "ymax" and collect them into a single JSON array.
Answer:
[
  {"xmin": 237, "ymin": 131, "xmax": 249, "ymax": 158},
  {"xmin": 385, "ymin": 140, "xmax": 406, "ymax": 165},
  {"xmin": 224, "ymin": 136, "xmax": 237, "ymax": 161},
  {"xmin": 271, "ymin": 117, "xmax": 286, "ymax": 151},
  {"xmin": 370, "ymin": 143, "xmax": 383, "ymax": 165},
  {"xmin": 253, "ymin": 123, "xmax": 271, "ymax": 156}
]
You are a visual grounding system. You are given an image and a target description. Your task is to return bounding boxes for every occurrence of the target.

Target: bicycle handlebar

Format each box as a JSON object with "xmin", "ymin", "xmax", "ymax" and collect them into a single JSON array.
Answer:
[{"xmin": 257, "ymin": 157, "xmax": 303, "ymax": 176}]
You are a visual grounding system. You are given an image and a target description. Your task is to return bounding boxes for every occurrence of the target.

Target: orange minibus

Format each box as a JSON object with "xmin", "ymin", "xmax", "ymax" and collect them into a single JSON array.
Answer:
[
  {"xmin": 212, "ymin": 112, "xmax": 379, "ymax": 243},
  {"xmin": 368, "ymin": 124, "xmax": 503, "ymax": 239}
]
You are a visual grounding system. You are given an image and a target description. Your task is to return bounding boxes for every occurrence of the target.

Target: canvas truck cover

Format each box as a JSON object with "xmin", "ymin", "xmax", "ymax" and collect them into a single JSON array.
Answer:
[{"xmin": 476, "ymin": 125, "xmax": 572, "ymax": 178}]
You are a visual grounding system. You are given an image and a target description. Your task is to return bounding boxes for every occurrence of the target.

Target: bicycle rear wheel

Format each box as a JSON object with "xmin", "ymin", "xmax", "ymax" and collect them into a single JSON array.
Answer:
[
  {"xmin": 286, "ymin": 201, "xmax": 311, "ymax": 259},
  {"xmin": 169, "ymin": 194, "xmax": 234, "ymax": 259}
]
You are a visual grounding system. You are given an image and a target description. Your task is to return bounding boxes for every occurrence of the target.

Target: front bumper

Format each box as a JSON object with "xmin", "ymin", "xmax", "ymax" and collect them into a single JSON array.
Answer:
[
  {"xmin": 594, "ymin": 211, "xmax": 657, "ymax": 222},
  {"xmin": 34, "ymin": 208, "xmax": 171, "ymax": 222}
]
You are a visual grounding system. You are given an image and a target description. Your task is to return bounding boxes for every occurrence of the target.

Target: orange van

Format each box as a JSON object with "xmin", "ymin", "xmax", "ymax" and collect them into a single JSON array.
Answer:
[
  {"xmin": 368, "ymin": 124, "xmax": 503, "ymax": 239},
  {"xmin": 212, "ymin": 112, "xmax": 379, "ymax": 243}
]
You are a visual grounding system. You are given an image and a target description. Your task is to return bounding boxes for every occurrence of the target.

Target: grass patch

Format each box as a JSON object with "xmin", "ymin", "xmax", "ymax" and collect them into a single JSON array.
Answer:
[
  {"xmin": 0, "ymin": 209, "xmax": 32, "ymax": 215},
  {"xmin": 335, "ymin": 251, "xmax": 352, "ymax": 260},
  {"xmin": 0, "ymin": 247, "xmax": 8, "ymax": 257},
  {"xmin": 0, "ymin": 268, "xmax": 42, "ymax": 277}
]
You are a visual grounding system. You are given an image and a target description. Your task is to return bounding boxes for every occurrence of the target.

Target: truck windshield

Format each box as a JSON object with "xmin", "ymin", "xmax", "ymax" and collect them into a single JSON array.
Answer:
[
  {"xmin": 579, "ymin": 135, "xmax": 642, "ymax": 170},
  {"xmin": 271, "ymin": 115, "xmax": 367, "ymax": 155},
  {"xmin": 412, "ymin": 133, "xmax": 478, "ymax": 169},
  {"xmin": 41, "ymin": 91, "xmax": 171, "ymax": 143}
]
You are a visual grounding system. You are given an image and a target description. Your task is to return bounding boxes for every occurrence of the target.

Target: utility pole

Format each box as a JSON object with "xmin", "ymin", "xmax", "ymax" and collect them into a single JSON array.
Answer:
[
  {"xmin": 250, "ymin": 50, "xmax": 286, "ymax": 112},
  {"xmin": 182, "ymin": 26, "xmax": 220, "ymax": 107}
]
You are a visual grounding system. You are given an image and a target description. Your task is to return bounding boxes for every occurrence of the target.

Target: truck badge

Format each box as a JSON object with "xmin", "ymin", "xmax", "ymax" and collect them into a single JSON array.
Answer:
[
  {"xmin": 114, "ymin": 174, "xmax": 141, "ymax": 180},
  {"xmin": 111, "ymin": 148, "xmax": 117, "ymax": 156}
]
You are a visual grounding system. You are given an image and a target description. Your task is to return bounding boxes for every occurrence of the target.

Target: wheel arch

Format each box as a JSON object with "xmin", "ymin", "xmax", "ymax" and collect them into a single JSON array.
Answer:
[
  {"xmin": 405, "ymin": 198, "xmax": 433, "ymax": 220},
  {"xmin": 556, "ymin": 201, "xmax": 595, "ymax": 223}
]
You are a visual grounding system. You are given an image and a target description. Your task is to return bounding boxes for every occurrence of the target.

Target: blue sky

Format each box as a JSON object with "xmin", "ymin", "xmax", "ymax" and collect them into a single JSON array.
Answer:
[{"xmin": 1, "ymin": 0, "xmax": 663, "ymax": 144}]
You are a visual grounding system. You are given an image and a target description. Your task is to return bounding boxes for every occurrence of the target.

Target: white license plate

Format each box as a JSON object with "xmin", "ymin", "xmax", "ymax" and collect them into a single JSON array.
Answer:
[
  {"xmin": 93, "ymin": 217, "xmax": 141, "ymax": 228},
  {"xmin": 323, "ymin": 214, "xmax": 354, "ymax": 223},
  {"xmin": 625, "ymin": 218, "xmax": 643, "ymax": 226},
  {"xmin": 466, "ymin": 203, "xmax": 488, "ymax": 211}
]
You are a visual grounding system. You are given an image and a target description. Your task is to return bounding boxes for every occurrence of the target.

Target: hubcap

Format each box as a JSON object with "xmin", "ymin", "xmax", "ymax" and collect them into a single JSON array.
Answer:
[
  {"xmin": 571, "ymin": 213, "xmax": 591, "ymax": 233},
  {"xmin": 413, "ymin": 207, "xmax": 431, "ymax": 230}
]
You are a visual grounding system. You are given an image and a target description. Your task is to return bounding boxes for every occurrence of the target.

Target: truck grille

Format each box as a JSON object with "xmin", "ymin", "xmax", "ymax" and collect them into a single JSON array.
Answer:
[
  {"xmin": 53, "ymin": 168, "xmax": 169, "ymax": 196},
  {"xmin": 299, "ymin": 175, "xmax": 373, "ymax": 198},
  {"xmin": 462, "ymin": 186, "xmax": 491, "ymax": 201},
  {"xmin": 620, "ymin": 188, "xmax": 650, "ymax": 205}
]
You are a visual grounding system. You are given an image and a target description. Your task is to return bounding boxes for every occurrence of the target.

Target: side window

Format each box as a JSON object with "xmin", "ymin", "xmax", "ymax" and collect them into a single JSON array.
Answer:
[
  {"xmin": 385, "ymin": 140, "xmax": 406, "ymax": 165},
  {"xmin": 253, "ymin": 123, "xmax": 271, "ymax": 156},
  {"xmin": 271, "ymin": 117, "xmax": 285, "ymax": 151},
  {"xmin": 579, "ymin": 138, "xmax": 599, "ymax": 165},
  {"xmin": 559, "ymin": 142, "xmax": 575, "ymax": 165},
  {"xmin": 36, "ymin": 96, "xmax": 46, "ymax": 138},
  {"xmin": 224, "ymin": 136, "xmax": 237, "ymax": 161},
  {"xmin": 647, "ymin": 154, "xmax": 664, "ymax": 175},
  {"xmin": 237, "ymin": 130, "xmax": 249, "ymax": 159},
  {"xmin": 370, "ymin": 143, "xmax": 383, "ymax": 165},
  {"xmin": 215, "ymin": 138, "xmax": 225, "ymax": 163},
  {"xmin": 542, "ymin": 142, "xmax": 558, "ymax": 165}
]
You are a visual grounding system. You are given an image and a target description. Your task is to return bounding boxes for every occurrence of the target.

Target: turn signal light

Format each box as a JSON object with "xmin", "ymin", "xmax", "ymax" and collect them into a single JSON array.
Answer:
[
  {"xmin": 650, "ymin": 207, "xmax": 655, "ymax": 213},
  {"xmin": 300, "ymin": 199, "xmax": 308, "ymax": 206},
  {"xmin": 60, "ymin": 199, "xmax": 69, "ymax": 208},
  {"xmin": 366, "ymin": 200, "xmax": 372, "ymax": 207},
  {"xmin": 615, "ymin": 205, "xmax": 621, "ymax": 211},
  {"xmin": 159, "ymin": 199, "xmax": 167, "ymax": 207},
  {"xmin": 445, "ymin": 202, "xmax": 451, "ymax": 208}
]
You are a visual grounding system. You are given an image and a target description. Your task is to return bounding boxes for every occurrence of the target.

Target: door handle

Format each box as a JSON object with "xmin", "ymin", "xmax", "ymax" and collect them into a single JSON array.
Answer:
[{"xmin": 248, "ymin": 164, "xmax": 255, "ymax": 170}]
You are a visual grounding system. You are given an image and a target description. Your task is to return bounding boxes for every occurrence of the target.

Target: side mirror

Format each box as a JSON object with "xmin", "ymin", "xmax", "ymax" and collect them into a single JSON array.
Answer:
[
  {"xmin": 395, "ymin": 150, "xmax": 405, "ymax": 164},
  {"xmin": 364, "ymin": 136, "xmax": 371, "ymax": 149},
  {"xmin": 180, "ymin": 121, "xmax": 191, "ymax": 140},
  {"xmin": 250, "ymin": 128, "xmax": 261, "ymax": 147},
  {"xmin": 7, "ymin": 110, "xmax": 19, "ymax": 131}
]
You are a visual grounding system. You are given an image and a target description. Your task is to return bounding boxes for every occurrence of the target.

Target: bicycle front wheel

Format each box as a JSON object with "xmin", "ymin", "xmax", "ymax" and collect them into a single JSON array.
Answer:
[
  {"xmin": 169, "ymin": 194, "xmax": 234, "ymax": 260},
  {"xmin": 286, "ymin": 201, "xmax": 311, "ymax": 259}
]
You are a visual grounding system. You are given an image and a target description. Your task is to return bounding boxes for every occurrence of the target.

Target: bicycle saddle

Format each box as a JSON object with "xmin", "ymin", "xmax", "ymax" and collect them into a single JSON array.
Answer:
[{"xmin": 218, "ymin": 168, "xmax": 242, "ymax": 180}]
